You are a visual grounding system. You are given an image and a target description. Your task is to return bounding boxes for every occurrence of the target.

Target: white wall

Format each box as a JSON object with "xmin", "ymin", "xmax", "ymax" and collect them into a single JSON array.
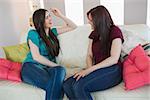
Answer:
[
  {"xmin": 44, "ymin": 0, "xmax": 148, "ymax": 25},
  {"xmin": 0, "ymin": 0, "xmax": 30, "ymax": 46},
  {"xmin": 44, "ymin": 0, "xmax": 66, "ymax": 26},
  {"xmin": 83, "ymin": 0, "xmax": 100, "ymax": 24},
  {"xmin": 124, "ymin": 0, "xmax": 147, "ymax": 24},
  {"xmin": 147, "ymin": 0, "xmax": 150, "ymax": 27},
  {"xmin": 0, "ymin": 0, "xmax": 148, "ymax": 47}
]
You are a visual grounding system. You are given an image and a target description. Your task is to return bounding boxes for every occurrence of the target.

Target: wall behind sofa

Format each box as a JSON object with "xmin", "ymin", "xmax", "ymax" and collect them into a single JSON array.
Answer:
[
  {"xmin": 0, "ymin": 0, "xmax": 30, "ymax": 46},
  {"xmin": 0, "ymin": 0, "xmax": 148, "ymax": 47},
  {"xmin": 125, "ymin": 0, "xmax": 147, "ymax": 24},
  {"xmin": 44, "ymin": 0, "xmax": 148, "ymax": 25},
  {"xmin": 44, "ymin": 0, "xmax": 66, "ymax": 26}
]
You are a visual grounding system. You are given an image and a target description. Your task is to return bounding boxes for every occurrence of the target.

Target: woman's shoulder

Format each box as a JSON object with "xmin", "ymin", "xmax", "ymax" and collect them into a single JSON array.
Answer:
[
  {"xmin": 27, "ymin": 29, "xmax": 40, "ymax": 42},
  {"xmin": 28, "ymin": 29, "xmax": 39, "ymax": 37},
  {"xmin": 110, "ymin": 25, "xmax": 122, "ymax": 35},
  {"xmin": 110, "ymin": 25, "xmax": 124, "ymax": 42},
  {"xmin": 111, "ymin": 25, "xmax": 121, "ymax": 32},
  {"xmin": 27, "ymin": 29, "xmax": 40, "ymax": 46},
  {"xmin": 28, "ymin": 29, "xmax": 38, "ymax": 34}
]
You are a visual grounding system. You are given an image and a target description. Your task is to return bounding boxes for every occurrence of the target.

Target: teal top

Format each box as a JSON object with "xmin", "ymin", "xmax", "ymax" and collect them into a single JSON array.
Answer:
[{"xmin": 23, "ymin": 28, "xmax": 58, "ymax": 68}]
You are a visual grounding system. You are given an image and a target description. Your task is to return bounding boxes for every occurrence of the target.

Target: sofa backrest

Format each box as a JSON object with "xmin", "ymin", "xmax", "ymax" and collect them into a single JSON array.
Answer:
[
  {"xmin": 119, "ymin": 24, "xmax": 150, "ymax": 57},
  {"xmin": 57, "ymin": 24, "xmax": 91, "ymax": 68},
  {"xmin": 13, "ymin": 24, "xmax": 150, "ymax": 68}
]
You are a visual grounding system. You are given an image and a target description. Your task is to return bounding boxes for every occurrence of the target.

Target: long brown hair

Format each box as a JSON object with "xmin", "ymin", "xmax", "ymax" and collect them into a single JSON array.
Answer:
[
  {"xmin": 87, "ymin": 5, "xmax": 114, "ymax": 55},
  {"xmin": 32, "ymin": 9, "xmax": 60, "ymax": 58}
]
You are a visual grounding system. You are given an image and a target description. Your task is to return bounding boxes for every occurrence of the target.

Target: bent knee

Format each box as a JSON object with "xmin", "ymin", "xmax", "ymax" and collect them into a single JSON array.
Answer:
[
  {"xmin": 72, "ymin": 82, "xmax": 84, "ymax": 92},
  {"xmin": 53, "ymin": 66, "xmax": 66, "ymax": 80},
  {"xmin": 55, "ymin": 66, "xmax": 66, "ymax": 75}
]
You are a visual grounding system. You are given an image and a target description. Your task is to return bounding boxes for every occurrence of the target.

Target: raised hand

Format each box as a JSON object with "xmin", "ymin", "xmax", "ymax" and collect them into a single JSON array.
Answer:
[{"xmin": 50, "ymin": 8, "xmax": 63, "ymax": 17}]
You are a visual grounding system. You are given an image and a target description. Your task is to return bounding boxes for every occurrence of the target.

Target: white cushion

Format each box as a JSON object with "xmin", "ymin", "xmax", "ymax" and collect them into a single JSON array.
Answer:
[
  {"xmin": 57, "ymin": 24, "xmax": 91, "ymax": 69},
  {"xmin": 119, "ymin": 24, "xmax": 150, "ymax": 57},
  {"xmin": 120, "ymin": 30, "xmax": 148, "ymax": 57},
  {"xmin": 119, "ymin": 24, "xmax": 150, "ymax": 43}
]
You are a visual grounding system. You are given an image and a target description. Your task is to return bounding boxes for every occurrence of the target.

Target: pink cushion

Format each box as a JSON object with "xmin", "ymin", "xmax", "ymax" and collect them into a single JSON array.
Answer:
[
  {"xmin": 0, "ymin": 58, "xmax": 22, "ymax": 82},
  {"xmin": 123, "ymin": 45, "xmax": 150, "ymax": 90},
  {"xmin": 0, "ymin": 67, "xmax": 9, "ymax": 79},
  {"xmin": 135, "ymin": 55, "xmax": 150, "ymax": 71}
]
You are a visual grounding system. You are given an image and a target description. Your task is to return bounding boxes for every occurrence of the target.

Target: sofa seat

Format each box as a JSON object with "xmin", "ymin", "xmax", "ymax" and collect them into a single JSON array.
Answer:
[
  {"xmin": 91, "ymin": 82, "xmax": 150, "ymax": 100},
  {"xmin": 0, "ymin": 79, "xmax": 149, "ymax": 100},
  {"xmin": 0, "ymin": 80, "xmax": 45, "ymax": 100}
]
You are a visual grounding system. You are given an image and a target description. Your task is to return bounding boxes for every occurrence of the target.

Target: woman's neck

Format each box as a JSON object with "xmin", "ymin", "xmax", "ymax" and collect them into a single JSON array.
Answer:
[{"xmin": 45, "ymin": 28, "xmax": 49, "ymax": 36}]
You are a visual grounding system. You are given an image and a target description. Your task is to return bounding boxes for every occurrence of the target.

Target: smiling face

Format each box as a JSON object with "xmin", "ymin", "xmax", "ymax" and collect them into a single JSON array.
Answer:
[{"xmin": 44, "ymin": 11, "xmax": 53, "ymax": 28}]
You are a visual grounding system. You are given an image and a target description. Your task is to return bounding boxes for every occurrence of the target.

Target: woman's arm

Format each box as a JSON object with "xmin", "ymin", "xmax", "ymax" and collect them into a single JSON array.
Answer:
[
  {"xmin": 74, "ymin": 38, "xmax": 122, "ymax": 81},
  {"xmin": 90, "ymin": 38, "xmax": 122, "ymax": 72},
  {"xmin": 50, "ymin": 8, "xmax": 77, "ymax": 34},
  {"xmin": 29, "ymin": 40, "xmax": 59, "ymax": 67},
  {"xmin": 86, "ymin": 39, "xmax": 93, "ymax": 68}
]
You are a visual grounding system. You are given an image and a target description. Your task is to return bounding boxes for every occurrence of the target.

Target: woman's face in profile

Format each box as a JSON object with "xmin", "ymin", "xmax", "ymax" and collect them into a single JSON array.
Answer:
[
  {"xmin": 44, "ymin": 11, "xmax": 53, "ymax": 28},
  {"xmin": 87, "ymin": 13, "xmax": 94, "ymax": 30}
]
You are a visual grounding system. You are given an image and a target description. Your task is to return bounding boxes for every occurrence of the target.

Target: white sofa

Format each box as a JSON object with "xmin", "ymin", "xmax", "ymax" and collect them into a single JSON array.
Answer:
[{"xmin": 0, "ymin": 24, "xmax": 150, "ymax": 100}]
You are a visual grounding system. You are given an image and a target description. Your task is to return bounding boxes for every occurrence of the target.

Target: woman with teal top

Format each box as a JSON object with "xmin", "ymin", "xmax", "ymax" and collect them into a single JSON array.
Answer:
[{"xmin": 21, "ymin": 8, "xmax": 77, "ymax": 100}]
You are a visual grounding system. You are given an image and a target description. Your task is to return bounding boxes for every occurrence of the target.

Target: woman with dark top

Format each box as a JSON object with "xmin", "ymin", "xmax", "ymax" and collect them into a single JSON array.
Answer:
[
  {"xmin": 63, "ymin": 5, "xmax": 124, "ymax": 100},
  {"xmin": 21, "ymin": 8, "xmax": 77, "ymax": 100}
]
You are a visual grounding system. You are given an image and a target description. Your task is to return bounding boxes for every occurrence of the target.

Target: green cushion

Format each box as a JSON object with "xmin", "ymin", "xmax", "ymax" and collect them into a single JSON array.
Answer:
[{"xmin": 3, "ymin": 43, "xmax": 29, "ymax": 62}]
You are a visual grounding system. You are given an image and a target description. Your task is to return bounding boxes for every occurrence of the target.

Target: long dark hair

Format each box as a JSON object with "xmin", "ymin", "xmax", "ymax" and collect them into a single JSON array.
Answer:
[
  {"xmin": 87, "ymin": 5, "xmax": 114, "ymax": 55},
  {"xmin": 32, "ymin": 9, "xmax": 60, "ymax": 58}
]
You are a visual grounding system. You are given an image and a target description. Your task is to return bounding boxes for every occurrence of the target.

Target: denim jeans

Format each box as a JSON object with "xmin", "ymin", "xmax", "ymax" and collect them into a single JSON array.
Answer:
[
  {"xmin": 63, "ymin": 64, "xmax": 122, "ymax": 100},
  {"xmin": 21, "ymin": 62, "xmax": 66, "ymax": 100}
]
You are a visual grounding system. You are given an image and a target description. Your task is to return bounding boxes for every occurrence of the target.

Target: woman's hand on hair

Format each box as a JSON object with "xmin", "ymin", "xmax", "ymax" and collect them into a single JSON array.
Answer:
[{"xmin": 50, "ymin": 8, "xmax": 63, "ymax": 17}]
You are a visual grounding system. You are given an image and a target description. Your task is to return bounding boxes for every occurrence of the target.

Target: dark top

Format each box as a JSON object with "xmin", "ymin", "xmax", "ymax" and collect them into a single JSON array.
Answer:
[{"xmin": 89, "ymin": 25, "xmax": 124, "ymax": 65}]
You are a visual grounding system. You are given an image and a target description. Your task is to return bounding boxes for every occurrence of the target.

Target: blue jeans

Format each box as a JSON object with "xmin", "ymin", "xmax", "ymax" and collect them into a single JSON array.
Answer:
[
  {"xmin": 21, "ymin": 62, "xmax": 66, "ymax": 100},
  {"xmin": 63, "ymin": 64, "xmax": 122, "ymax": 100}
]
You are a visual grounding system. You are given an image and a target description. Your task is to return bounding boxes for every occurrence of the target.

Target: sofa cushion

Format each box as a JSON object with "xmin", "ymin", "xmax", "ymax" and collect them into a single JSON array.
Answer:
[
  {"xmin": 123, "ymin": 45, "xmax": 150, "ymax": 90},
  {"xmin": 119, "ymin": 24, "xmax": 150, "ymax": 58},
  {"xmin": 2, "ymin": 43, "xmax": 29, "ymax": 62},
  {"xmin": 92, "ymin": 82, "xmax": 150, "ymax": 100},
  {"xmin": 120, "ymin": 30, "xmax": 148, "ymax": 57},
  {"xmin": 57, "ymin": 24, "xmax": 91, "ymax": 70},
  {"xmin": 0, "ymin": 80, "xmax": 45, "ymax": 100},
  {"xmin": 0, "ymin": 58, "xmax": 22, "ymax": 82},
  {"xmin": 119, "ymin": 24, "xmax": 150, "ymax": 42}
]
